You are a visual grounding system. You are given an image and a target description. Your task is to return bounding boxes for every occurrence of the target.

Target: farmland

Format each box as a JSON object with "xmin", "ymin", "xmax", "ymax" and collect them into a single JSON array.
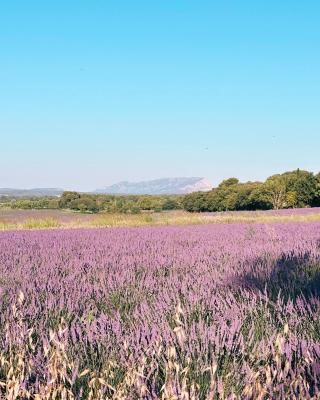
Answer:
[
  {"xmin": 2, "ymin": 0, "xmax": 320, "ymax": 397},
  {"xmin": 1, "ymin": 207, "xmax": 320, "ymax": 230},
  {"xmin": 0, "ymin": 220, "xmax": 319, "ymax": 398}
]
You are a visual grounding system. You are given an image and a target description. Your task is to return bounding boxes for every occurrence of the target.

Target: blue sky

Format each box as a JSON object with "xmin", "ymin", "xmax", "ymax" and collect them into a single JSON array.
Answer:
[{"xmin": 1, "ymin": 1, "xmax": 319, "ymax": 190}]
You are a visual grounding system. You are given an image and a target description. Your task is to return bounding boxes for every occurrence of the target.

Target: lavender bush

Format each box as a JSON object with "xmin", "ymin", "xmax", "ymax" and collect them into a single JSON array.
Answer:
[{"xmin": 0, "ymin": 223, "xmax": 320, "ymax": 399}]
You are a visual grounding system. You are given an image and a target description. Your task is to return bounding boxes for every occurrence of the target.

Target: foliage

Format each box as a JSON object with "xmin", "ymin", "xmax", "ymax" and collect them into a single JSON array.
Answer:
[
  {"xmin": 57, "ymin": 192, "xmax": 182, "ymax": 214},
  {"xmin": 264, "ymin": 169, "xmax": 318, "ymax": 209},
  {"xmin": 0, "ymin": 193, "xmax": 182, "ymax": 214},
  {"xmin": 183, "ymin": 169, "xmax": 320, "ymax": 211},
  {"xmin": 311, "ymin": 172, "xmax": 320, "ymax": 207},
  {"xmin": 9, "ymin": 197, "xmax": 60, "ymax": 210}
]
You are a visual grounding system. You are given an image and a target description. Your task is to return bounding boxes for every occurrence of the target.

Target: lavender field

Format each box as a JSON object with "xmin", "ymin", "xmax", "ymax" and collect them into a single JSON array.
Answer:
[{"xmin": 1, "ymin": 223, "xmax": 320, "ymax": 399}]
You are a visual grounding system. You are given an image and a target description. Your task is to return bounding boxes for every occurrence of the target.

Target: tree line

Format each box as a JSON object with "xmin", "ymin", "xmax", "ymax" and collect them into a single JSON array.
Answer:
[
  {"xmin": 182, "ymin": 169, "xmax": 320, "ymax": 212},
  {"xmin": 1, "ymin": 169, "xmax": 319, "ymax": 214},
  {"xmin": 57, "ymin": 192, "xmax": 182, "ymax": 213},
  {"xmin": 1, "ymin": 193, "xmax": 182, "ymax": 214}
]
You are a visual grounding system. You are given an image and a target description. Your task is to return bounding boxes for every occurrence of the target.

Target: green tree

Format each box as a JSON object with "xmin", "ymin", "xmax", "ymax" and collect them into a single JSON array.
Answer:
[
  {"xmin": 218, "ymin": 178, "xmax": 239, "ymax": 188},
  {"xmin": 58, "ymin": 192, "xmax": 81, "ymax": 208},
  {"xmin": 162, "ymin": 198, "xmax": 180, "ymax": 210},
  {"xmin": 264, "ymin": 175, "xmax": 288, "ymax": 209},
  {"xmin": 181, "ymin": 192, "xmax": 208, "ymax": 212},
  {"xmin": 311, "ymin": 173, "xmax": 320, "ymax": 206},
  {"xmin": 284, "ymin": 169, "xmax": 317, "ymax": 207}
]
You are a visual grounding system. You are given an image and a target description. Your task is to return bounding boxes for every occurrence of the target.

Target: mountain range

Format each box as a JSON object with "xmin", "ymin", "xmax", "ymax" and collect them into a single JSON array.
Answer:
[
  {"xmin": 0, "ymin": 188, "xmax": 64, "ymax": 197},
  {"xmin": 0, "ymin": 178, "xmax": 213, "ymax": 197},
  {"xmin": 94, "ymin": 177, "xmax": 212, "ymax": 195}
]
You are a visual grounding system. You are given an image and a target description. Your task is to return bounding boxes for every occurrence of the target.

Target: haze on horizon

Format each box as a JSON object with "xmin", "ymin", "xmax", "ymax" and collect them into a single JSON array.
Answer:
[{"xmin": 1, "ymin": 1, "xmax": 320, "ymax": 192}]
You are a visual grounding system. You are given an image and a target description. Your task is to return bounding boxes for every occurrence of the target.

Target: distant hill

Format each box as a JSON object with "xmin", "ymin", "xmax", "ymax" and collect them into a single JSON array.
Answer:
[
  {"xmin": 0, "ymin": 188, "xmax": 64, "ymax": 197},
  {"xmin": 95, "ymin": 177, "xmax": 213, "ymax": 195},
  {"xmin": 0, "ymin": 178, "xmax": 213, "ymax": 197}
]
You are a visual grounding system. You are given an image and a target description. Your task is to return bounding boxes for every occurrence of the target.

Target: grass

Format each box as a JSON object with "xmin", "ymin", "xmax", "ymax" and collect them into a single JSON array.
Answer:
[{"xmin": 1, "ymin": 209, "xmax": 320, "ymax": 230}]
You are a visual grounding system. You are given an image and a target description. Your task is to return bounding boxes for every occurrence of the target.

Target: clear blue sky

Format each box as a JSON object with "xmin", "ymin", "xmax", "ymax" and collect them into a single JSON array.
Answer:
[{"xmin": 1, "ymin": 1, "xmax": 319, "ymax": 190}]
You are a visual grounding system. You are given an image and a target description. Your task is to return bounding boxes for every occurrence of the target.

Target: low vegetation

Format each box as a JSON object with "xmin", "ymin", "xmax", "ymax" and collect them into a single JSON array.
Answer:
[
  {"xmin": 1, "ymin": 208, "xmax": 320, "ymax": 231},
  {"xmin": 0, "ymin": 223, "xmax": 319, "ymax": 398}
]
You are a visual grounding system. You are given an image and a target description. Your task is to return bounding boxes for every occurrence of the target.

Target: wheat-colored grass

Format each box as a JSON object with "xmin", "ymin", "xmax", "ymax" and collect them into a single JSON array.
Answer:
[
  {"xmin": 1, "ymin": 209, "xmax": 320, "ymax": 231},
  {"xmin": 0, "ymin": 295, "xmax": 314, "ymax": 399}
]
